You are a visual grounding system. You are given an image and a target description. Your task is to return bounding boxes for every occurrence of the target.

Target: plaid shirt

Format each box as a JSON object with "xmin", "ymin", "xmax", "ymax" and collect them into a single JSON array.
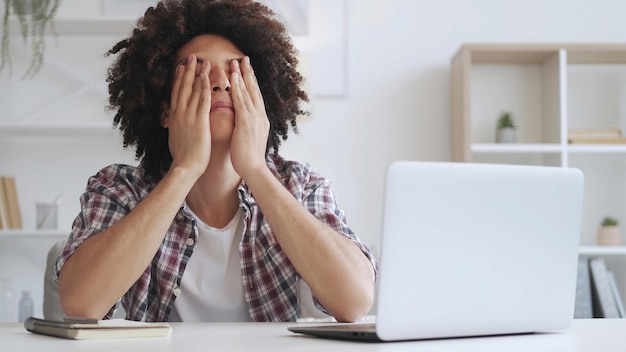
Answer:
[{"xmin": 55, "ymin": 154, "xmax": 377, "ymax": 322}]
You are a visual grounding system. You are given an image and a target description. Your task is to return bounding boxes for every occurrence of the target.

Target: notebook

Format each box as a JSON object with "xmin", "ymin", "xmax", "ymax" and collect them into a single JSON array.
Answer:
[
  {"xmin": 24, "ymin": 316, "xmax": 172, "ymax": 340},
  {"xmin": 289, "ymin": 161, "xmax": 584, "ymax": 342}
]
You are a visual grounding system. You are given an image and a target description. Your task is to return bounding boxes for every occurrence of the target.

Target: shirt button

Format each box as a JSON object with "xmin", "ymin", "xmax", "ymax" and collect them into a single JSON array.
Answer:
[
  {"xmin": 173, "ymin": 288, "xmax": 181, "ymax": 297},
  {"xmin": 186, "ymin": 238, "xmax": 195, "ymax": 246}
]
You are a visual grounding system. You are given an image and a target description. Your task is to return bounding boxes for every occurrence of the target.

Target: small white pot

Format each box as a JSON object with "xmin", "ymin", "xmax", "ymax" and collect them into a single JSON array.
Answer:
[
  {"xmin": 496, "ymin": 127, "xmax": 516, "ymax": 143},
  {"xmin": 596, "ymin": 226, "xmax": 622, "ymax": 246}
]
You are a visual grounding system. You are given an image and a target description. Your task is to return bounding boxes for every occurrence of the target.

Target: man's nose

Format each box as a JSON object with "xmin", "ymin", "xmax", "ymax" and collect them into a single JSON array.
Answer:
[{"xmin": 210, "ymin": 67, "xmax": 231, "ymax": 92}]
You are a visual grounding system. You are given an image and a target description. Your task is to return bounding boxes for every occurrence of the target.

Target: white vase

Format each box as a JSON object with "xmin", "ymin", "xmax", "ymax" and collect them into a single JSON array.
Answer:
[
  {"xmin": 496, "ymin": 127, "xmax": 516, "ymax": 143},
  {"xmin": 596, "ymin": 226, "xmax": 622, "ymax": 246}
]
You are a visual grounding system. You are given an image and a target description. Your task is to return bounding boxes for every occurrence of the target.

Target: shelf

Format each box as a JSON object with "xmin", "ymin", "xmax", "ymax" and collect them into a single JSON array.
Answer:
[
  {"xmin": 579, "ymin": 245, "xmax": 626, "ymax": 256},
  {"xmin": 567, "ymin": 144, "xmax": 626, "ymax": 153},
  {"xmin": 0, "ymin": 230, "xmax": 68, "ymax": 240},
  {"xmin": 471, "ymin": 143, "xmax": 563, "ymax": 154},
  {"xmin": 0, "ymin": 123, "xmax": 116, "ymax": 136},
  {"xmin": 8, "ymin": 17, "xmax": 138, "ymax": 36},
  {"xmin": 459, "ymin": 43, "xmax": 626, "ymax": 64},
  {"xmin": 472, "ymin": 143, "xmax": 626, "ymax": 155}
]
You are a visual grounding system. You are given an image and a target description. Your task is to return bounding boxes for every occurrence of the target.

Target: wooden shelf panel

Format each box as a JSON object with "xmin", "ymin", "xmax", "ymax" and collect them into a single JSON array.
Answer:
[
  {"xmin": 471, "ymin": 143, "xmax": 626, "ymax": 154},
  {"xmin": 457, "ymin": 43, "xmax": 626, "ymax": 64},
  {"xmin": 471, "ymin": 143, "xmax": 563, "ymax": 153}
]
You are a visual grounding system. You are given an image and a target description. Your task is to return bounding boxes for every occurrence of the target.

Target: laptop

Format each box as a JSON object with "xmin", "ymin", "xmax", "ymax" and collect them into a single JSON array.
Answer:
[{"xmin": 289, "ymin": 161, "xmax": 584, "ymax": 342}]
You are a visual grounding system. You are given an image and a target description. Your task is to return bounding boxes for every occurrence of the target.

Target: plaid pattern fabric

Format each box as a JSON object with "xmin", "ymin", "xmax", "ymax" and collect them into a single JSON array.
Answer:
[{"xmin": 55, "ymin": 154, "xmax": 377, "ymax": 322}]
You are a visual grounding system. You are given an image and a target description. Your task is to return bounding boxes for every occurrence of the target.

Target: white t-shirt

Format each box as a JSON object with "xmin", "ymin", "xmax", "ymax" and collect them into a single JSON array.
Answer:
[{"xmin": 171, "ymin": 206, "xmax": 251, "ymax": 322}]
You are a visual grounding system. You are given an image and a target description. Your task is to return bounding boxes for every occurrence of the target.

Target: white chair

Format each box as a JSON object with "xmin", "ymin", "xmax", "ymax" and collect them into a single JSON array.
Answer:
[
  {"xmin": 43, "ymin": 240, "xmax": 68, "ymax": 320},
  {"xmin": 43, "ymin": 240, "xmax": 126, "ymax": 320}
]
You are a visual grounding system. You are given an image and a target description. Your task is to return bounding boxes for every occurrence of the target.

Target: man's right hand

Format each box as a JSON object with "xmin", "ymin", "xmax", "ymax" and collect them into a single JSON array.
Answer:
[{"xmin": 165, "ymin": 53, "xmax": 213, "ymax": 179}]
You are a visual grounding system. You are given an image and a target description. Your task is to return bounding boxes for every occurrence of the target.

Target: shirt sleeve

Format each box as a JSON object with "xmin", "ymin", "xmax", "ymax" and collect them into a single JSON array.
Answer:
[
  {"xmin": 53, "ymin": 164, "xmax": 150, "ymax": 317},
  {"xmin": 292, "ymin": 162, "xmax": 379, "ymax": 315}
]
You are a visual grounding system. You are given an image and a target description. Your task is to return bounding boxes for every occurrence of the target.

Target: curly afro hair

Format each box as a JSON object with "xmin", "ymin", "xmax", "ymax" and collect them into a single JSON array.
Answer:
[{"xmin": 106, "ymin": 0, "xmax": 309, "ymax": 180}]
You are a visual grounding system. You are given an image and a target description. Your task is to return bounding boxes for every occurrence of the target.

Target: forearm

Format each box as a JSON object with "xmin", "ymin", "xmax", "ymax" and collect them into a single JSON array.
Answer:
[
  {"xmin": 58, "ymin": 167, "xmax": 197, "ymax": 319},
  {"xmin": 244, "ymin": 167, "xmax": 375, "ymax": 322}
]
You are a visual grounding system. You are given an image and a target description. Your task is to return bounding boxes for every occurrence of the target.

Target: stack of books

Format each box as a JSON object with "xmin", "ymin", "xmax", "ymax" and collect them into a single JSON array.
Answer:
[
  {"xmin": 568, "ymin": 127, "xmax": 626, "ymax": 144},
  {"xmin": 574, "ymin": 256, "xmax": 625, "ymax": 319},
  {"xmin": 0, "ymin": 176, "xmax": 22, "ymax": 230},
  {"xmin": 24, "ymin": 317, "xmax": 172, "ymax": 340}
]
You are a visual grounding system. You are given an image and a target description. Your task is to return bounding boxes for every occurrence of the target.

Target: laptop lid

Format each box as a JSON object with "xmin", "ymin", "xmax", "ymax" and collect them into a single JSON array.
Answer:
[{"xmin": 375, "ymin": 161, "xmax": 584, "ymax": 341}]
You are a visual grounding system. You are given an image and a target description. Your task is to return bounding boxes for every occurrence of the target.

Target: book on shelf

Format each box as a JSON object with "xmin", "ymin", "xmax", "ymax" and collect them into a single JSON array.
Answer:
[
  {"xmin": 0, "ymin": 176, "xmax": 22, "ymax": 229},
  {"xmin": 0, "ymin": 176, "xmax": 12, "ymax": 229},
  {"xmin": 0, "ymin": 181, "xmax": 7, "ymax": 229},
  {"xmin": 574, "ymin": 256, "xmax": 593, "ymax": 318},
  {"xmin": 568, "ymin": 137, "xmax": 626, "ymax": 144},
  {"xmin": 589, "ymin": 256, "xmax": 621, "ymax": 318},
  {"xmin": 568, "ymin": 127, "xmax": 622, "ymax": 138},
  {"xmin": 24, "ymin": 316, "xmax": 172, "ymax": 340},
  {"xmin": 607, "ymin": 270, "xmax": 626, "ymax": 318},
  {"xmin": 567, "ymin": 127, "xmax": 626, "ymax": 144}
]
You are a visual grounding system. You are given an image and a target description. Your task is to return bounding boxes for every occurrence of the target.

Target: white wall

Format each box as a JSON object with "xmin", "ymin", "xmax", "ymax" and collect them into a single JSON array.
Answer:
[
  {"xmin": 282, "ymin": 0, "xmax": 626, "ymax": 246},
  {"xmin": 2, "ymin": 0, "xmax": 626, "ymax": 245}
]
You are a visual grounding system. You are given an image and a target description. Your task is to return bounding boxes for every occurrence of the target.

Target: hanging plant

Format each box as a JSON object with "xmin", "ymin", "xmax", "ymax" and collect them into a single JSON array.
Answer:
[{"xmin": 1, "ymin": 0, "xmax": 61, "ymax": 79}]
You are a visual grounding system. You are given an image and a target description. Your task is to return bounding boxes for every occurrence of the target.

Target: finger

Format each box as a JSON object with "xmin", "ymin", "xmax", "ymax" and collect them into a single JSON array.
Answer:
[
  {"xmin": 177, "ymin": 54, "xmax": 198, "ymax": 112},
  {"xmin": 188, "ymin": 59, "xmax": 210, "ymax": 114},
  {"xmin": 230, "ymin": 70, "xmax": 247, "ymax": 115},
  {"xmin": 197, "ymin": 60, "xmax": 211, "ymax": 117},
  {"xmin": 170, "ymin": 63, "xmax": 185, "ymax": 112},
  {"xmin": 231, "ymin": 59, "xmax": 254, "ymax": 110},
  {"xmin": 241, "ymin": 56, "xmax": 264, "ymax": 107},
  {"xmin": 188, "ymin": 72, "xmax": 203, "ymax": 113}
]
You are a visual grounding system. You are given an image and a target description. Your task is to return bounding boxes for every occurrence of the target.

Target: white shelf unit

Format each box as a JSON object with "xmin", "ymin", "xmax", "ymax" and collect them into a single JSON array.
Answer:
[
  {"xmin": 1, "ymin": 17, "xmax": 137, "ymax": 136},
  {"xmin": 0, "ymin": 16, "xmax": 141, "ymax": 321},
  {"xmin": 450, "ymin": 43, "xmax": 626, "ymax": 312}
]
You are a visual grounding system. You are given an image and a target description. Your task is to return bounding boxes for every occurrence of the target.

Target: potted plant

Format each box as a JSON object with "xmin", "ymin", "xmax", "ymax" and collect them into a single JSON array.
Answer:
[
  {"xmin": 1, "ymin": 0, "xmax": 61, "ymax": 79},
  {"xmin": 596, "ymin": 216, "xmax": 622, "ymax": 246},
  {"xmin": 495, "ymin": 111, "xmax": 516, "ymax": 143}
]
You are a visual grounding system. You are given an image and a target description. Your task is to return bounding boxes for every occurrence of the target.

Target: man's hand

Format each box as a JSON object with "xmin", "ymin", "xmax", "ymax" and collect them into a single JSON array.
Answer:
[
  {"xmin": 166, "ymin": 53, "xmax": 213, "ymax": 178},
  {"xmin": 229, "ymin": 56, "xmax": 271, "ymax": 180}
]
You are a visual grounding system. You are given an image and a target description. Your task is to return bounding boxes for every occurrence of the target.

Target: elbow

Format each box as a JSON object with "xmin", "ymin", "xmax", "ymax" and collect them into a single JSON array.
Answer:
[
  {"xmin": 57, "ymin": 271, "xmax": 107, "ymax": 320},
  {"xmin": 60, "ymin": 298, "xmax": 105, "ymax": 320},
  {"xmin": 59, "ymin": 290, "xmax": 107, "ymax": 320},
  {"xmin": 332, "ymin": 285, "xmax": 375, "ymax": 323},
  {"xmin": 333, "ymin": 299, "xmax": 374, "ymax": 323}
]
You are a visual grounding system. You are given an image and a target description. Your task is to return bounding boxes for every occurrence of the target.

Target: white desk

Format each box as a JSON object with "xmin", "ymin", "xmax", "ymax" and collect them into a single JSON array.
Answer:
[{"xmin": 0, "ymin": 319, "xmax": 624, "ymax": 351}]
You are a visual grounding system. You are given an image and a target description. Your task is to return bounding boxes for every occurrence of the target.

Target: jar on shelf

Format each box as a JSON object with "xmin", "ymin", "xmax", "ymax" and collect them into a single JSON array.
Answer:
[
  {"xmin": 0, "ymin": 278, "xmax": 16, "ymax": 322},
  {"xmin": 18, "ymin": 290, "xmax": 34, "ymax": 322}
]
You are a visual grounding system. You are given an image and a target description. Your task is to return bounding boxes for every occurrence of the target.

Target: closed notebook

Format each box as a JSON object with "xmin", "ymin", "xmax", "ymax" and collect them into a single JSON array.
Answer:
[
  {"xmin": 574, "ymin": 256, "xmax": 593, "ymax": 318},
  {"xmin": 589, "ymin": 257, "xmax": 620, "ymax": 318},
  {"xmin": 24, "ymin": 317, "xmax": 172, "ymax": 340}
]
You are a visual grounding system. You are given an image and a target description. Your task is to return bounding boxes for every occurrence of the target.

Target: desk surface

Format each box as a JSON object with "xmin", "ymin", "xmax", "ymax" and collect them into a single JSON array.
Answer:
[{"xmin": 1, "ymin": 319, "xmax": 624, "ymax": 351}]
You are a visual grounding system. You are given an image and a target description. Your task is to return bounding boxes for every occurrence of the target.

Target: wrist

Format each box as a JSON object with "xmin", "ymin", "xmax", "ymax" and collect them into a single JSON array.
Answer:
[
  {"xmin": 240, "ymin": 162, "xmax": 273, "ymax": 187},
  {"xmin": 165, "ymin": 165, "xmax": 203, "ymax": 188}
]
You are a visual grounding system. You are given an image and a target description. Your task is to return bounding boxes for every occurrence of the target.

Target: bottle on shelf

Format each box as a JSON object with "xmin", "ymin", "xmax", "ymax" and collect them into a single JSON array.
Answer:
[
  {"xmin": 0, "ymin": 278, "xmax": 16, "ymax": 322},
  {"xmin": 18, "ymin": 290, "xmax": 34, "ymax": 322}
]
